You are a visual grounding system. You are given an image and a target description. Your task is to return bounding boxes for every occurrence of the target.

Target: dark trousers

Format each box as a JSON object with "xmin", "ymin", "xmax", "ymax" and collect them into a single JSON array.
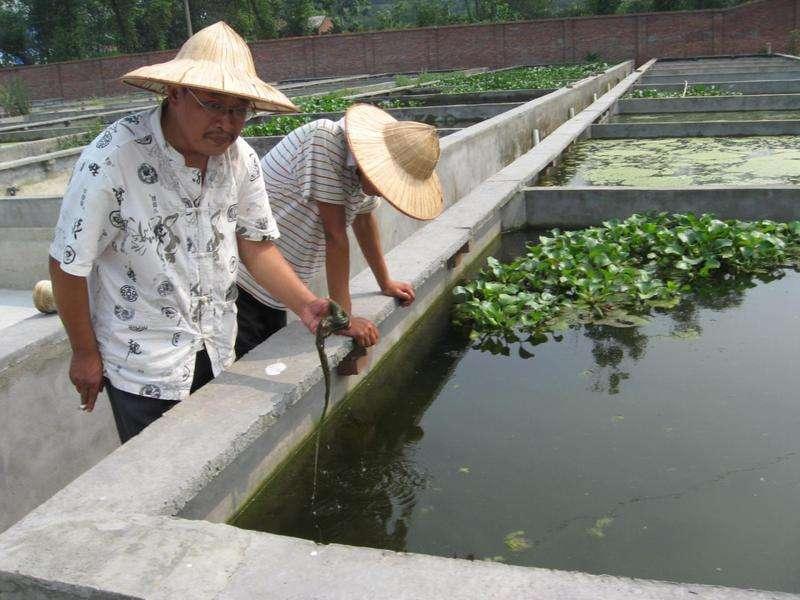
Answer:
[
  {"xmin": 106, "ymin": 346, "xmax": 214, "ymax": 444},
  {"xmin": 234, "ymin": 285, "xmax": 287, "ymax": 359}
]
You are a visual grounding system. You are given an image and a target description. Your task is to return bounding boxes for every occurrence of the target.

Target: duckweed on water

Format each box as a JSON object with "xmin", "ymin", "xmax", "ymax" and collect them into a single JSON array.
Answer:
[
  {"xmin": 541, "ymin": 136, "xmax": 800, "ymax": 187},
  {"xmin": 452, "ymin": 213, "xmax": 800, "ymax": 347}
]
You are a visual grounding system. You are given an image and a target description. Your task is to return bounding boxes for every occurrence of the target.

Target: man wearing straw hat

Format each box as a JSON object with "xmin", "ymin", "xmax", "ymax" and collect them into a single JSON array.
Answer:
[
  {"xmin": 235, "ymin": 103, "xmax": 443, "ymax": 357},
  {"xmin": 48, "ymin": 22, "xmax": 337, "ymax": 443}
]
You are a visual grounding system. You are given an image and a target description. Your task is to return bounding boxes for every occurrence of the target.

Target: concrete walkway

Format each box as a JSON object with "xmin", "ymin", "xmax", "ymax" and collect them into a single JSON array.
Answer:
[{"xmin": 0, "ymin": 289, "xmax": 37, "ymax": 331}]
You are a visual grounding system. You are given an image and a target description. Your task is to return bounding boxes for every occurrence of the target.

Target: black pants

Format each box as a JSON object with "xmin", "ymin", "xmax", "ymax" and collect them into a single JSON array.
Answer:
[
  {"xmin": 234, "ymin": 285, "xmax": 287, "ymax": 359},
  {"xmin": 106, "ymin": 346, "xmax": 214, "ymax": 444}
]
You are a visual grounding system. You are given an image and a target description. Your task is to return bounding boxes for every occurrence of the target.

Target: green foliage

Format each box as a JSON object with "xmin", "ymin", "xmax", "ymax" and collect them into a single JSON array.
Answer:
[
  {"xmin": 432, "ymin": 63, "xmax": 610, "ymax": 93},
  {"xmin": 788, "ymin": 29, "xmax": 800, "ymax": 57},
  {"xmin": 627, "ymin": 85, "xmax": 742, "ymax": 98},
  {"xmin": 452, "ymin": 213, "xmax": 800, "ymax": 347},
  {"xmin": 56, "ymin": 119, "xmax": 106, "ymax": 150},
  {"xmin": 0, "ymin": 78, "xmax": 31, "ymax": 116},
  {"xmin": 241, "ymin": 91, "xmax": 419, "ymax": 136}
]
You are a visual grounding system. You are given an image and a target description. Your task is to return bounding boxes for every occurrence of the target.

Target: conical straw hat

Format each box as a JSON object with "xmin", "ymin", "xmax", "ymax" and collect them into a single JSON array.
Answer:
[
  {"xmin": 345, "ymin": 104, "xmax": 443, "ymax": 221},
  {"xmin": 121, "ymin": 22, "xmax": 297, "ymax": 113}
]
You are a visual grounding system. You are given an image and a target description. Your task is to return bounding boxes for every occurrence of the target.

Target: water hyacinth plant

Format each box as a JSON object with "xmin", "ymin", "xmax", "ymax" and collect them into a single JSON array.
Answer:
[{"xmin": 453, "ymin": 213, "xmax": 800, "ymax": 347}]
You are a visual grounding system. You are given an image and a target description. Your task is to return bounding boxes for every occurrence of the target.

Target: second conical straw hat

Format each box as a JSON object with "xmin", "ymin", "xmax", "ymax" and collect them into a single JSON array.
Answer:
[
  {"xmin": 345, "ymin": 104, "xmax": 443, "ymax": 221},
  {"xmin": 121, "ymin": 22, "xmax": 297, "ymax": 113}
]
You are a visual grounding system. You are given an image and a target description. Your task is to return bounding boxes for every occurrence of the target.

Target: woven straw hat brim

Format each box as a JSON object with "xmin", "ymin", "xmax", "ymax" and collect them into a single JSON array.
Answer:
[
  {"xmin": 122, "ymin": 59, "xmax": 298, "ymax": 113},
  {"xmin": 345, "ymin": 104, "xmax": 443, "ymax": 221}
]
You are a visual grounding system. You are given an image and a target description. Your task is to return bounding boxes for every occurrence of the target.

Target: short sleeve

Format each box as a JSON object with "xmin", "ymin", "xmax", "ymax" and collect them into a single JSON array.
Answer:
[
  {"xmin": 235, "ymin": 142, "xmax": 280, "ymax": 242},
  {"xmin": 299, "ymin": 126, "xmax": 350, "ymax": 206},
  {"xmin": 49, "ymin": 157, "xmax": 119, "ymax": 277},
  {"xmin": 355, "ymin": 194, "xmax": 381, "ymax": 215}
]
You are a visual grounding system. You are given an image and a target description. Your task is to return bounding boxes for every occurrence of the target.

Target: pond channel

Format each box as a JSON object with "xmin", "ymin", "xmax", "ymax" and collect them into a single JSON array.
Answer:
[
  {"xmin": 233, "ymin": 232, "xmax": 800, "ymax": 593},
  {"xmin": 539, "ymin": 136, "xmax": 800, "ymax": 187}
]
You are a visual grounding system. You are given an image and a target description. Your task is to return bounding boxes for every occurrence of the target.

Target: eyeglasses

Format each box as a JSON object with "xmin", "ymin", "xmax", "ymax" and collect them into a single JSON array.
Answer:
[{"xmin": 186, "ymin": 88, "xmax": 253, "ymax": 122}]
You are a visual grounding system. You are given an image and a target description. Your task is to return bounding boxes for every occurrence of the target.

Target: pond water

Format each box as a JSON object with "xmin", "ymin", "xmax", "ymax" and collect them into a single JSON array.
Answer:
[
  {"xmin": 613, "ymin": 110, "xmax": 800, "ymax": 124},
  {"xmin": 233, "ymin": 233, "xmax": 800, "ymax": 593},
  {"xmin": 539, "ymin": 136, "xmax": 800, "ymax": 187}
]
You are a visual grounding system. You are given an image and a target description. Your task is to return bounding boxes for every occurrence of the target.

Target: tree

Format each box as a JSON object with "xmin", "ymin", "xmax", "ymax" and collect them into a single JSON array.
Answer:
[{"xmin": 0, "ymin": 1, "xmax": 31, "ymax": 65}]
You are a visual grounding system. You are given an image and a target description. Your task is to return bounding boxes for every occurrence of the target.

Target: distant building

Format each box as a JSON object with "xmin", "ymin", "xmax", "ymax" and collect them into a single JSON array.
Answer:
[{"xmin": 307, "ymin": 15, "xmax": 335, "ymax": 34}]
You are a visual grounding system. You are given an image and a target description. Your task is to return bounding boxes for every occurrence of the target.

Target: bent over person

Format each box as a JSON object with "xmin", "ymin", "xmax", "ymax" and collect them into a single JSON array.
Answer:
[
  {"xmin": 236, "ymin": 103, "xmax": 444, "ymax": 357},
  {"xmin": 49, "ymin": 22, "xmax": 331, "ymax": 443}
]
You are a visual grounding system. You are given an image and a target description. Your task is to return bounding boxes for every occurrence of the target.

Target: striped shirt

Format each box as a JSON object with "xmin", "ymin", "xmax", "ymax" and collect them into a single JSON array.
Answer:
[{"xmin": 238, "ymin": 119, "xmax": 380, "ymax": 308}]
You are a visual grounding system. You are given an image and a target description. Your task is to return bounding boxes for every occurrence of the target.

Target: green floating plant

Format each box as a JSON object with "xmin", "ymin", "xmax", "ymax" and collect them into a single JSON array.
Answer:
[
  {"xmin": 627, "ymin": 85, "xmax": 742, "ymax": 99},
  {"xmin": 453, "ymin": 213, "xmax": 800, "ymax": 348},
  {"xmin": 503, "ymin": 530, "xmax": 532, "ymax": 552},
  {"xmin": 434, "ymin": 63, "xmax": 609, "ymax": 94}
]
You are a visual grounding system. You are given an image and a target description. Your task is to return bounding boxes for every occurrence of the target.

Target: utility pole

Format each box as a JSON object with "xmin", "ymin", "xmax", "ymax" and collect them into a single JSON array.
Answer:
[{"xmin": 183, "ymin": 0, "xmax": 193, "ymax": 37}]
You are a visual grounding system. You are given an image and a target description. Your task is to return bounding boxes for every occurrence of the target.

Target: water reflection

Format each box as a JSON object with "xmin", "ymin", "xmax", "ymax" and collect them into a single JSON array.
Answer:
[
  {"xmin": 232, "ymin": 233, "xmax": 800, "ymax": 592},
  {"xmin": 233, "ymin": 297, "xmax": 471, "ymax": 551}
]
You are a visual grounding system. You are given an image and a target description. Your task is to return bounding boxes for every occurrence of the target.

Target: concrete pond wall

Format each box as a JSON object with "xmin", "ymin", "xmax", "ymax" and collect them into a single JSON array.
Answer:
[{"xmin": 3, "ymin": 58, "xmax": 798, "ymax": 599}]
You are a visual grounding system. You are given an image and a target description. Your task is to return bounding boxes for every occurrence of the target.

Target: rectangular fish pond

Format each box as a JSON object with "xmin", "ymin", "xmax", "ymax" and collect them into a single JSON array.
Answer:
[
  {"xmin": 232, "ymin": 223, "xmax": 800, "ymax": 593},
  {"xmin": 539, "ymin": 136, "xmax": 800, "ymax": 187}
]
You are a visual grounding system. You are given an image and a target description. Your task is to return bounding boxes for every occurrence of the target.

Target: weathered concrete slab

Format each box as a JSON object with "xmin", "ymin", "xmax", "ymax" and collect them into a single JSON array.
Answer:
[
  {"xmin": 641, "ymin": 71, "xmax": 800, "ymax": 84},
  {"xmin": 617, "ymin": 94, "xmax": 800, "ymax": 114},
  {"xmin": 0, "ymin": 147, "xmax": 83, "ymax": 190},
  {"xmin": 0, "ymin": 127, "xmax": 88, "ymax": 144},
  {"xmin": 591, "ymin": 120, "xmax": 800, "ymax": 138},
  {"xmin": 525, "ymin": 186, "xmax": 800, "ymax": 228},
  {"xmin": 0, "ymin": 135, "xmax": 85, "ymax": 163},
  {"xmin": 0, "ymin": 196, "xmax": 62, "ymax": 227}
]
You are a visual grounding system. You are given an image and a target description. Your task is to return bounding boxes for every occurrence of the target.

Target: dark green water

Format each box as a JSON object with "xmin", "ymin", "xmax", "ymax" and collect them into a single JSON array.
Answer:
[{"xmin": 233, "ymin": 234, "xmax": 800, "ymax": 593}]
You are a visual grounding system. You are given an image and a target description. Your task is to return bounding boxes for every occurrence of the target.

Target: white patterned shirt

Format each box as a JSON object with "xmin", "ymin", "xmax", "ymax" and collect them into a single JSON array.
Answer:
[
  {"xmin": 237, "ymin": 119, "xmax": 379, "ymax": 308},
  {"xmin": 50, "ymin": 105, "xmax": 279, "ymax": 401}
]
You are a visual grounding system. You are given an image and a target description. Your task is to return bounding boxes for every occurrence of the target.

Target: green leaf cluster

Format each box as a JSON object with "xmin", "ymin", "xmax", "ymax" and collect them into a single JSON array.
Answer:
[
  {"xmin": 453, "ymin": 213, "xmax": 800, "ymax": 345},
  {"xmin": 627, "ymin": 85, "xmax": 743, "ymax": 99},
  {"xmin": 241, "ymin": 93, "xmax": 420, "ymax": 137},
  {"xmin": 431, "ymin": 63, "xmax": 610, "ymax": 94}
]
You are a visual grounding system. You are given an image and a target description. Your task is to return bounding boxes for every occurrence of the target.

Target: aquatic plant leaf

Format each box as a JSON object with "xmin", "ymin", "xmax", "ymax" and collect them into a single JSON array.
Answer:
[
  {"xmin": 503, "ymin": 530, "xmax": 532, "ymax": 552},
  {"xmin": 586, "ymin": 516, "xmax": 614, "ymax": 539},
  {"xmin": 452, "ymin": 213, "xmax": 800, "ymax": 349}
]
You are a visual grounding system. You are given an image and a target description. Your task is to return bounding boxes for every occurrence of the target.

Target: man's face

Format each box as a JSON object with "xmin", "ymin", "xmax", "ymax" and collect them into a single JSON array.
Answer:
[{"xmin": 167, "ymin": 87, "xmax": 251, "ymax": 156}]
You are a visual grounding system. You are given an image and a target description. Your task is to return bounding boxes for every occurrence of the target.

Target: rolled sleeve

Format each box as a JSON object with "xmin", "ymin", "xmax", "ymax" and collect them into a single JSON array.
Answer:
[
  {"xmin": 49, "ymin": 162, "xmax": 118, "ymax": 277},
  {"xmin": 236, "ymin": 145, "xmax": 281, "ymax": 242},
  {"xmin": 356, "ymin": 194, "xmax": 381, "ymax": 214}
]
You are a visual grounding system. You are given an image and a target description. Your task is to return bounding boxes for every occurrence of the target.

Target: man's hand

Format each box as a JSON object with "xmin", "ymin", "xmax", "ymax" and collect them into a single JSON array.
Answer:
[
  {"xmin": 70, "ymin": 348, "xmax": 104, "ymax": 412},
  {"xmin": 297, "ymin": 297, "xmax": 332, "ymax": 335},
  {"xmin": 381, "ymin": 280, "xmax": 415, "ymax": 307},
  {"xmin": 339, "ymin": 316, "xmax": 379, "ymax": 348}
]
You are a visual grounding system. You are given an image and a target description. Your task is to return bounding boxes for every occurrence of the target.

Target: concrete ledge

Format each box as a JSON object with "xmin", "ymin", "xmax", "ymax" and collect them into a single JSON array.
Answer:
[
  {"xmin": 525, "ymin": 186, "xmax": 800, "ymax": 228},
  {"xmin": 0, "ymin": 147, "xmax": 83, "ymax": 189},
  {"xmin": 0, "ymin": 196, "xmax": 62, "ymax": 227},
  {"xmin": 591, "ymin": 120, "xmax": 800, "ymax": 138},
  {"xmin": 0, "ymin": 127, "xmax": 88, "ymax": 144},
  {"xmin": 618, "ymin": 94, "xmax": 800, "ymax": 114}
]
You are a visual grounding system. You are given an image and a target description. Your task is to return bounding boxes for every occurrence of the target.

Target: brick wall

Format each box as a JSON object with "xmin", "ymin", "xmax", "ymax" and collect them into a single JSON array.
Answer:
[{"xmin": 0, "ymin": 0, "xmax": 796, "ymax": 102}]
